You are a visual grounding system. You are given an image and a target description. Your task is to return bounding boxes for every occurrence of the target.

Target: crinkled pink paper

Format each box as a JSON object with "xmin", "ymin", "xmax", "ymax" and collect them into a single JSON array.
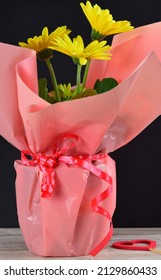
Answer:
[{"xmin": 14, "ymin": 155, "xmax": 116, "ymax": 256}]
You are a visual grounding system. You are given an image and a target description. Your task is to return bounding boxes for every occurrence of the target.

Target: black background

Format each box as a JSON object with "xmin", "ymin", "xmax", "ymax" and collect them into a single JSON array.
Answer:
[{"xmin": 0, "ymin": 0, "xmax": 161, "ymax": 228}]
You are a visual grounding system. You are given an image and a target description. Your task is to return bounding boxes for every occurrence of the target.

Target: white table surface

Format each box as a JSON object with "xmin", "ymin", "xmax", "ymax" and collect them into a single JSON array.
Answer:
[{"xmin": 0, "ymin": 228, "xmax": 161, "ymax": 260}]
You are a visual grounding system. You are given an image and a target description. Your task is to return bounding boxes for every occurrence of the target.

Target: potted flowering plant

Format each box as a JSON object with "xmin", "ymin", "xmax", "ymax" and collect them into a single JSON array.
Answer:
[
  {"xmin": 1, "ymin": 1, "xmax": 161, "ymax": 257},
  {"xmin": 16, "ymin": 1, "xmax": 134, "ymax": 256}
]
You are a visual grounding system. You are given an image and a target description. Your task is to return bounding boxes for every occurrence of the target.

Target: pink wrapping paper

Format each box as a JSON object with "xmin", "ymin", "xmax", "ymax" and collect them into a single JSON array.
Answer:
[
  {"xmin": 87, "ymin": 22, "xmax": 161, "ymax": 152},
  {"xmin": 1, "ymin": 22, "xmax": 161, "ymax": 257},
  {"xmin": 14, "ymin": 156, "xmax": 116, "ymax": 256}
]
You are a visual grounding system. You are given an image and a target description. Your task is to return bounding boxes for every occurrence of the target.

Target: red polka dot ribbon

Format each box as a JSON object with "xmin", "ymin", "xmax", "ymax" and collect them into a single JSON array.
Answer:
[{"xmin": 21, "ymin": 134, "xmax": 113, "ymax": 256}]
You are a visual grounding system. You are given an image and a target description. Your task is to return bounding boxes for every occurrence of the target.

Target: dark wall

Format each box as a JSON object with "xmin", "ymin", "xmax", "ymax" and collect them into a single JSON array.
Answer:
[{"xmin": 1, "ymin": 0, "xmax": 161, "ymax": 228}]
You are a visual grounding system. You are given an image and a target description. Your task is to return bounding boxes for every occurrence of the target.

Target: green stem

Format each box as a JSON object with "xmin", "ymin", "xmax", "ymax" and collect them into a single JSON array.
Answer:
[
  {"xmin": 45, "ymin": 58, "xmax": 61, "ymax": 102},
  {"xmin": 76, "ymin": 64, "xmax": 82, "ymax": 94},
  {"xmin": 82, "ymin": 60, "xmax": 91, "ymax": 90}
]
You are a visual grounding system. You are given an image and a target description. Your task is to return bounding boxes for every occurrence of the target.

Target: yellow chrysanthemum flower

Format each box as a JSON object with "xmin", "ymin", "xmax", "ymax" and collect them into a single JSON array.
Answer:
[
  {"xmin": 80, "ymin": 1, "xmax": 134, "ymax": 40},
  {"xmin": 19, "ymin": 26, "xmax": 70, "ymax": 59},
  {"xmin": 50, "ymin": 34, "xmax": 111, "ymax": 65}
]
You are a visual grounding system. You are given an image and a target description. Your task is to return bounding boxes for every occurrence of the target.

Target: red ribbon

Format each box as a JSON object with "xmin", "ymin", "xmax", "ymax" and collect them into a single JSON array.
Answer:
[{"xmin": 21, "ymin": 134, "xmax": 113, "ymax": 256}]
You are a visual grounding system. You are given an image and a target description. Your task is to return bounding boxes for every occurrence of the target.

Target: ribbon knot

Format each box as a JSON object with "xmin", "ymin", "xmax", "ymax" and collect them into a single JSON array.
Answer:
[
  {"xmin": 38, "ymin": 155, "xmax": 58, "ymax": 169},
  {"xmin": 21, "ymin": 134, "xmax": 80, "ymax": 197},
  {"xmin": 21, "ymin": 134, "xmax": 113, "ymax": 256}
]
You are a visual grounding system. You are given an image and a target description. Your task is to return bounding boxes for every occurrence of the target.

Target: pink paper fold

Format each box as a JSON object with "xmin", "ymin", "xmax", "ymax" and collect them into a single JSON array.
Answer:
[
  {"xmin": 86, "ymin": 22, "xmax": 161, "ymax": 152},
  {"xmin": 1, "ymin": 24, "xmax": 161, "ymax": 154},
  {"xmin": 0, "ymin": 43, "xmax": 39, "ymax": 150}
]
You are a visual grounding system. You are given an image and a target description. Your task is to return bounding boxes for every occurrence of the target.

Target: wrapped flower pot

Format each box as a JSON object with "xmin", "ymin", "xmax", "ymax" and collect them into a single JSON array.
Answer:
[{"xmin": 1, "ymin": 2, "xmax": 161, "ymax": 257}]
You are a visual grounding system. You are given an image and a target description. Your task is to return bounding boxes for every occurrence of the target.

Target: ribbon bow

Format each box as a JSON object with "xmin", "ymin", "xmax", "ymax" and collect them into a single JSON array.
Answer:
[{"xmin": 21, "ymin": 134, "xmax": 113, "ymax": 256}]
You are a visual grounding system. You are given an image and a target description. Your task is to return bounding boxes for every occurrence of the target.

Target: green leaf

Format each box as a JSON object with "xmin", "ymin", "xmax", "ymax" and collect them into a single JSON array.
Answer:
[
  {"xmin": 38, "ymin": 78, "xmax": 49, "ymax": 100},
  {"xmin": 38, "ymin": 78, "xmax": 56, "ymax": 103},
  {"xmin": 71, "ymin": 88, "xmax": 97, "ymax": 100},
  {"xmin": 94, "ymin": 77, "xmax": 118, "ymax": 94}
]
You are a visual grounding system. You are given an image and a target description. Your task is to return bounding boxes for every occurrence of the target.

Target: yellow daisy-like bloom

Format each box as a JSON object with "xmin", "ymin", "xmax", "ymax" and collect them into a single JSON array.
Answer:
[
  {"xmin": 80, "ymin": 1, "xmax": 134, "ymax": 40},
  {"xmin": 19, "ymin": 26, "xmax": 70, "ymax": 59},
  {"xmin": 50, "ymin": 34, "xmax": 111, "ymax": 65}
]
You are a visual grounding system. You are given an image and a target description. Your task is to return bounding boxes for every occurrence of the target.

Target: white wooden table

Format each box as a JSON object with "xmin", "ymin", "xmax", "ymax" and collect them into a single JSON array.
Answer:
[{"xmin": 0, "ymin": 228, "xmax": 161, "ymax": 259}]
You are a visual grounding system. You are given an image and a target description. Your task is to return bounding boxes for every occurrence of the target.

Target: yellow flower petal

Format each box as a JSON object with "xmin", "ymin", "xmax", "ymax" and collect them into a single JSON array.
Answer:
[
  {"xmin": 18, "ymin": 26, "xmax": 70, "ymax": 55},
  {"xmin": 79, "ymin": 57, "xmax": 87, "ymax": 65},
  {"xmin": 80, "ymin": 1, "xmax": 134, "ymax": 40},
  {"xmin": 50, "ymin": 34, "xmax": 111, "ymax": 64}
]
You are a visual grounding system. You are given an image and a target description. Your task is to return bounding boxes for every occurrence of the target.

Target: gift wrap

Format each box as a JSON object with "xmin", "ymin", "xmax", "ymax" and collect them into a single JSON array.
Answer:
[
  {"xmin": 1, "ymin": 22, "xmax": 161, "ymax": 257},
  {"xmin": 14, "ymin": 154, "xmax": 116, "ymax": 257}
]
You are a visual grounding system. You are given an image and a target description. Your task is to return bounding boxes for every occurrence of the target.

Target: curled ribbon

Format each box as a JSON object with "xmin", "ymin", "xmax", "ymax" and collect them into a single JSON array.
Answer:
[
  {"xmin": 21, "ymin": 134, "xmax": 113, "ymax": 256},
  {"xmin": 21, "ymin": 134, "xmax": 79, "ymax": 198}
]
